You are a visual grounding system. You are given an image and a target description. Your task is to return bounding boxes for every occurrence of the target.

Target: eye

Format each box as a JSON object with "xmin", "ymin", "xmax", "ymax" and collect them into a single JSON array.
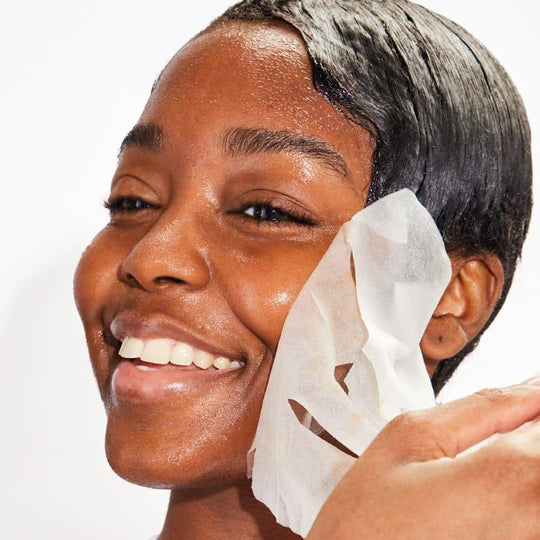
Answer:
[
  {"xmin": 244, "ymin": 204, "xmax": 290, "ymax": 222},
  {"xmin": 104, "ymin": 196, "xmax": 157, "ymax": 214},
  {"xmin": 239, "ymin": 202, "xmax": 315, "ymax": 226}
]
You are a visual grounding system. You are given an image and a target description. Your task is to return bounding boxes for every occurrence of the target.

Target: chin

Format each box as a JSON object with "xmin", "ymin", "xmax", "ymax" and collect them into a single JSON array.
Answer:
[{"xmin": 104, "ymin": 409, "xmax": 252, "ymax": 490}]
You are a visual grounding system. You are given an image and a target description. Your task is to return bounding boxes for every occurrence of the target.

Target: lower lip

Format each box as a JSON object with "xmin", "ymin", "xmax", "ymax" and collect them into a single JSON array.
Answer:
[{"xmin": 111, "ymin": 359, "xmax": 242, "ymax": 401}]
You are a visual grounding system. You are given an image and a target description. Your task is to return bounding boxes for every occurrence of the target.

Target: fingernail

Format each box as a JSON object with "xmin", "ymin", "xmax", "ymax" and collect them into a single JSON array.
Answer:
[{"xmin": 524, "ymin": 374, "xmax": 540, "ymax": 386}]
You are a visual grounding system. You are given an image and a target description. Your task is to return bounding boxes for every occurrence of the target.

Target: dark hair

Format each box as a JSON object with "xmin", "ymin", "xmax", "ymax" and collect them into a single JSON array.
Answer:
[{"xmin": 215, "ymin": 0, "xmax": 532, "ymax": 393}]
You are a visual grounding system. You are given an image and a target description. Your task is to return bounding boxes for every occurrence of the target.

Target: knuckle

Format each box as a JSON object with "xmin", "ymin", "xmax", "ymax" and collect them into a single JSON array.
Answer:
[
  {"xmin": 385, "ymin": 411, "xmax": 429, "ymax": 441},
  {"xmin": 376, "ymin": 412, "xmax": 420, "ymax": 457},
  {"xmin": 472, "ymin": 387, "xmax": 511, "ymax": 406},
  {"xmin": 384, "ymin": 411, "xmax": 456, "ymax": 460}
]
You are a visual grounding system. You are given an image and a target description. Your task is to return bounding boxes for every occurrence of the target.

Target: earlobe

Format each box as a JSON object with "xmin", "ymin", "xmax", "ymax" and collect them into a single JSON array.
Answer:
[{"xmin": 420, "ymin": 254, "xmax": 504, "ymax": 375}]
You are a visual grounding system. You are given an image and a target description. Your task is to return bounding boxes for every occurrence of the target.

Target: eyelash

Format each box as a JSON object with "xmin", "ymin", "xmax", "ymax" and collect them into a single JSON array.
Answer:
[
  {"xmin": 104, "ymin": 196, "xmax": 157, "ymax": 214},
  {"xmin": 235, "ymin": 200, "xmax": 315, "ymax": 227},
  {"xmin": 104, "ymin": 196, "xmax": 316, "ymax": 227}
]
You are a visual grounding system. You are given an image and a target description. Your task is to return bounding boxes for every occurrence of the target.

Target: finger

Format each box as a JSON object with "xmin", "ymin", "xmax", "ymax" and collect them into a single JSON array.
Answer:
[{"xmin": 376, "ymin": 382, "xmax": 540, "ymax": 461}]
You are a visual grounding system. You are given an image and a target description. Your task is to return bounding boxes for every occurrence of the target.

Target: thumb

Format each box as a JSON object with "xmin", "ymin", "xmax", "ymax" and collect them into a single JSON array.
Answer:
[{"xmin": 375, "ymin": 381, "xmax": 540, "ymax": 462}]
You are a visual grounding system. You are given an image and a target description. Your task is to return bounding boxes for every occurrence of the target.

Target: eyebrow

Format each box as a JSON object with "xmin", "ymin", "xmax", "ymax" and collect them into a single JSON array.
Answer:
[
  {"xmin": 119, "ymin": 123, "xmax": 163, "ymax": 155},
  {"xmin": 221, "ymin": 127, "xmax": 350, "ymax": 179},
  {"xmin": 118, "ymin": 124, "xmax": 351, "ymax": 180}
]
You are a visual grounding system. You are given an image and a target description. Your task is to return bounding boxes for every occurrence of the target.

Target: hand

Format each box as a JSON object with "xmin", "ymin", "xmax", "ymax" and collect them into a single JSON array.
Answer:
[{"xmin": 307, "ymin": 382, "xmax": 540, "ymax": 540}]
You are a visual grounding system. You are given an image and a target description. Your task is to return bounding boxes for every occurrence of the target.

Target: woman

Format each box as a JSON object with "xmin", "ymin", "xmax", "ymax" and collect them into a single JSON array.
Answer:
[{"xmin": 74, "ymin": 1, "xmax": 540, "ymax": 538}]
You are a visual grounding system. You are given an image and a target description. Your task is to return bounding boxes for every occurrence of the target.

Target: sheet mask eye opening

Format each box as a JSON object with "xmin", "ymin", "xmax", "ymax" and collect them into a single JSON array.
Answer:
[
  {"xmin": 334, "ymin": 363, "xmax": 353, "ymax": 395},
  {"xmin": 349, "ymin": 253, "xmax": 356, "ymax": 284},
  {"xmin": 287, "ymin": 398, "xmax": 358, "ymax": 458}
]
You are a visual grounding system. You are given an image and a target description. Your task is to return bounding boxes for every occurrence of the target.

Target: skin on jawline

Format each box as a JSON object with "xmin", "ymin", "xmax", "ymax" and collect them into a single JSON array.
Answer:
[{"xmin": 74, "ymin": 21, "xmax": 376, "ymax": 539}]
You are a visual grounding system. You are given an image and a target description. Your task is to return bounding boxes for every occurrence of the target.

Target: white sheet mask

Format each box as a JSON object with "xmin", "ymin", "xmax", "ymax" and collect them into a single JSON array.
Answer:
[{"xmin": 248, "ymin": 189, "xmax": 452, "ymax": 538}]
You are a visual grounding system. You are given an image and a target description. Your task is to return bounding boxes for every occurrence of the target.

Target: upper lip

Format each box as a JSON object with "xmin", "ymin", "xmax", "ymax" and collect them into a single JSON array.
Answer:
[{"xmin": 109, "ymin": 312, "xmax": 244, "ymax": 361}]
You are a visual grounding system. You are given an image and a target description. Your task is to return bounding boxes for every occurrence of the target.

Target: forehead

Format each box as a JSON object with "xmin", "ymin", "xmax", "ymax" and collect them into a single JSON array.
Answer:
[
  {"xmin": 148, "ymin": 22, "xmax": 327, "ymax": 125},
  {"xmin": 138, "ymin": 21, "xmax": 374, "ymax": 185}
]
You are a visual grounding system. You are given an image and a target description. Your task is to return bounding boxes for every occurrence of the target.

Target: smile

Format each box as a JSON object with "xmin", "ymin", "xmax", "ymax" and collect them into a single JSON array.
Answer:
[
  {"xmin": 110, "ymin": 330, "xmax": 247, "ymax": 402},
  {"xmin": 119, "ymin": 336, "xmax": 245, "ymax": 371}
]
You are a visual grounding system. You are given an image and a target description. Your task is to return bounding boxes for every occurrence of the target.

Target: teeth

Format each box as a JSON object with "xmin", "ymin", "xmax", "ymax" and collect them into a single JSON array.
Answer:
[
  {"xmin": 170, "ymin": 342, "xmax": 194, "ymax": 366},
  {"xmin": 193, "ymin": 350, "xmax": 214, "ymax": 369},
  {"xmin": 213, "ymin": 356, "xmax": 232, "ymax": 370},
  {"xmin": 118, "ymin": 335, "xmax": 243, "ymax": 371},
  {"xmin": 140, "ymin": 338, "xmax": 171, "ymax": 365},
  {"xmin": 119, "ymin": 337, "xmax": 144, "ymax": 358}
]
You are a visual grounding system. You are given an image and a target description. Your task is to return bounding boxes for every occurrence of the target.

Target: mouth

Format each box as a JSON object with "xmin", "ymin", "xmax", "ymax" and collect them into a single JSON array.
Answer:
[
  {"xmin": 119, "ymin": 337, "xmax": 245, "ymax": 371},
  {"xmin": 108, "ymin": 320, "xmax": 247, "ymax": 403}
]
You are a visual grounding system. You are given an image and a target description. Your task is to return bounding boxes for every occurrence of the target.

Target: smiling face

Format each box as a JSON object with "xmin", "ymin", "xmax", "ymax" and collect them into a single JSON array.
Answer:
[{"xmin": 74, "ymin": 21, "xmax": 374, "ymax": 489}]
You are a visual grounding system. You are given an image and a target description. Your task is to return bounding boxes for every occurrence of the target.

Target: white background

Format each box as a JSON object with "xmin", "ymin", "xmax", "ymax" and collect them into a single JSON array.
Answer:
[{"xmin": 1, "ymin": 1, "xmax": 538, "ymax": 538}]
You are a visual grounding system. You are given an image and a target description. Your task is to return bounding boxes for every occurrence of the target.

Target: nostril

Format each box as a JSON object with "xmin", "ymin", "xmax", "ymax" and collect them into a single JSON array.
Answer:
[
  {"xmin": 117, "ymin": 265, "xmax": 143, "ymax": 289},
  {"xmin": 123, "ymin": 272, "xmax": 144, "ymax": 289},
  {"xmin": 154, "ymin": 276, "xmax": 187, "ymax": 286}
]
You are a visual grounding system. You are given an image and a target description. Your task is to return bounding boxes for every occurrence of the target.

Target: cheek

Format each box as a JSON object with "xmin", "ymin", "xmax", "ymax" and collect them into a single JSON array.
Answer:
[
  {"xmin": 224, "ymin": 244, "xmax": 328, "ymax": 352},
  {"xmin": 74, "ymin": 228, "xmax": 118, "ymax": 320},
  {"xmin": 74, "ymin": 228, "xmax": 127, "ymax": 387},
  {"xmin": 74, "ymin": 225, "xmax": 143, "ymax": 316}
]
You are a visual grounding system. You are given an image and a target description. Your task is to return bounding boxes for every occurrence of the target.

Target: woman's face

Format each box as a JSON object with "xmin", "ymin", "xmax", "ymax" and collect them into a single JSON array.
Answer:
[{"xmin": 74, "ymin": 21, "xmax": 374, "ymax": 489}]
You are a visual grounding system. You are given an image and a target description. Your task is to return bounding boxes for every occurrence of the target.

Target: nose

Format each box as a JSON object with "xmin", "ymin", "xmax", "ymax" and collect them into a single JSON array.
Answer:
[{"xmin": 119, "ymin": 208, "xmax": 211, "ymax": 292}]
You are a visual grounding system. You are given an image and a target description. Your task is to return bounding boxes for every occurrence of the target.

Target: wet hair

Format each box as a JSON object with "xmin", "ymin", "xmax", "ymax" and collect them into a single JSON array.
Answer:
[{"xmin": 215, "ymin": 0, "xmax": 532, "ymax": 393}]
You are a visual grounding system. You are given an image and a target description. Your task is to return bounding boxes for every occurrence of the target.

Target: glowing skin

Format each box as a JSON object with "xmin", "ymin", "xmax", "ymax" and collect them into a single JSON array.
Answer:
[{"xmin": 74, "ymin": 21, "xmax": 375, "ymax": 540}]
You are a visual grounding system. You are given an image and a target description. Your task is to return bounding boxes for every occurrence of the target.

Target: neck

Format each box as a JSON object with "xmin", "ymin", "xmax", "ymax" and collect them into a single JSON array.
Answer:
[{"xmin": 158, "ymin": 479, "xmax": 300, "ymax": 540}]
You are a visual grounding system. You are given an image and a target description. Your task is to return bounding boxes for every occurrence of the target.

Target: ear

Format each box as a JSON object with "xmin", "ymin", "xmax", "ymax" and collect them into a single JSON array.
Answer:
[{"xmin": 420, "ymin": 254, "xmax": 504, "ymax": 376}]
